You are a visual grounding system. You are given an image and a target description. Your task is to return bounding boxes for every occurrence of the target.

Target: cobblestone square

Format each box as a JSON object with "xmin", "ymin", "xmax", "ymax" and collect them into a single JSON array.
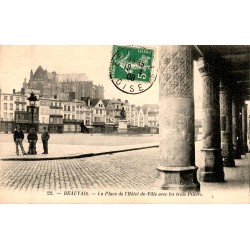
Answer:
[{"xmin": 0, "ymin": 133, "xmax": 249, "ymax": 203}]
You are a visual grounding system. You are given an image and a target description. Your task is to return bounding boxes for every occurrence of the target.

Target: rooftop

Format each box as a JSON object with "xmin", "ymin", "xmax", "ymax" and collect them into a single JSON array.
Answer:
[{"xmin": 57, "ymin": 73, "xmax": 89, "ymax": 82}]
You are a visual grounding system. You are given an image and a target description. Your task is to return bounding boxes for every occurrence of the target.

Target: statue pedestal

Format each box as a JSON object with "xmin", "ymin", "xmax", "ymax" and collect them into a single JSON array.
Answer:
[{"xmin": 118, "ymin": 120, "xmax": 128, "ymax": 133}]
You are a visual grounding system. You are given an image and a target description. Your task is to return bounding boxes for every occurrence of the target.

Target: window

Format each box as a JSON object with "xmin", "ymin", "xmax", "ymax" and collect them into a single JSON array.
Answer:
[
  {"xmin": 21, "ymin": 104, "xmax": 25, "ymax": 111},
  {"xmin": 16, "ymin": 104, "xmax": 20, "ymax": 111},
  {"xmin": 10, "ymin": 103, "xmax": 13, "ymax": 110},
  {"xmin": 4, "ymin": 103, "xmax": 7, "ymax": 110},
  {"xmin": 64, "ymin": 105, "xmax": 67, "ymax": 111},
  {"xmin": 96, "ymin": 110, "xmax": 98, "ymax": 114},
  {"xmin": 55, "ymin": 102, "xmax": 58, "ymax": 107},
  {"xmin": 9, "ymin": 113, "xmax": 13, "ymax": 120},
  {"xmin": 16, "ymin": 97, "xmax": 19, "ymax": 101},
  {"xmin": 72, "ymin": 106, "xmax": 75, "ymax": 111},
  {"xmin": 100, "ymin": 110, "xmax": 102, "ymax": 115},
  {"xmin": 59, "ymin": 103, "xmax": 61, "ymax": 107},
  {"xmin": 64, "ymin": 114, "xmax": 66, "ymax": 119},
  {"xmin": 72, "ymin": 115, "xmax": 75, "ymax": 119},
  {"xmin": 68, "ymin": 114, "xmax": 70, "ymax": 119},
  {"xmin": 3, "ymin": 112, "xmax": 7, "ymax": 118},
  {"xmin": 10, "ymin": 96, "xmax": 13, "ymax": 101},
  {"xmin": 68, "ymin": 106, "xmax": 70, "ymax": 111},
  {"xmin": 4, "ymin": 96, "xmax": 7, "ymax": 100}
]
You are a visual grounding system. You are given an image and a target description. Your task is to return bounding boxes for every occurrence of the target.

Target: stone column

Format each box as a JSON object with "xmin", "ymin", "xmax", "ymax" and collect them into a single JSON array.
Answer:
[
  {"xmin": 197, "ymin": 58, "xmax": 224, "ymax": 182},
  {"xmin": 238, "ymin": 104, "xmax": 244, "ymax": 155},
  {"xmin": 219, "ymin": 79, "xmax": 235, "ymax": 167},
  {"xmin": 242, "ymin": 103, "xmax": 248, "ymax": 153},
  {"xmin": 232, "ymin": 94, "xmax": 241, "ymax": 159},
  {"xmin": 157, "ymin": 45, "xmax": 200, "ymax": 191}
]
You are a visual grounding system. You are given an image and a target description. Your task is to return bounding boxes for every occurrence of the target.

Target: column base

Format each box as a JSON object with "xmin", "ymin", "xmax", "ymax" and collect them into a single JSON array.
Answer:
[
  {"xmin": 221, "ymin": 145, "xmax": 235, "ymax": 167},
  {"xmin": 199, "ymin": 171, "xmax": 225, "ymax": 182},
  {"xmin": 199, "ymin": 148, "xmax": 225, "ymax": 182},
  {"xmin": 223, "ymin": 157, "xmax": 235, "ymax": 167},
  {"xmin": 156, "ymin": 166, "xmax": 200, "ymax": 191},
  {"xmin": 234, "ymin": 153, "xmax": 241, "ymax": 159}
]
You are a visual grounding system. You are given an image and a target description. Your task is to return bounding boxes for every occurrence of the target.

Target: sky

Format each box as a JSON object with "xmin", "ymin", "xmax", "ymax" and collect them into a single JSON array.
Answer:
[{"xmin": 0, "ymin": 46, "xmax": 202, "ymax": 105}]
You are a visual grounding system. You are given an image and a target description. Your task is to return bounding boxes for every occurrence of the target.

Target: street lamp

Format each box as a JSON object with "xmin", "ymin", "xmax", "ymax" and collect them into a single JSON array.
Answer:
[{"xmin": 27, "ymin": 92, "xmax": 39, "ymax": 126}]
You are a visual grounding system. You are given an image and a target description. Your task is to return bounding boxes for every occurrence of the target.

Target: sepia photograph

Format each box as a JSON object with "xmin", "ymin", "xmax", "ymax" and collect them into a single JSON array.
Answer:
[
  {"xmin": 1, "ymin": 2, "xmax": 249, "ymax": 250},
  {"xmin": 0, "ymin": 45, "xmax": 249, "ymax": 203}
]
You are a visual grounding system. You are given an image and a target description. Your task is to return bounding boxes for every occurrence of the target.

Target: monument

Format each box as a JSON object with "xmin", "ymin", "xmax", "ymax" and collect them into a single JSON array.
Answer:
[{"xmin": 118, "ymin": 105, "xmax": 128, "ymax": 133}]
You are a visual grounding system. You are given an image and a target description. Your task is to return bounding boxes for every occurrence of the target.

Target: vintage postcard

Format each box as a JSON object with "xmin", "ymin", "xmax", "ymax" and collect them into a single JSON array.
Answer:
[{"xmin": 0, "ymin": 45, "xmax": 249, "ymax": 203}]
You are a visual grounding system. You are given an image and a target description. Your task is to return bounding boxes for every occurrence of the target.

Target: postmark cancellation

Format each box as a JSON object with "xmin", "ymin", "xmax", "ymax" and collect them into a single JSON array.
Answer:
[{"xmin": 110, "ymin": 45, "xmax": 157, "ymax": 94}]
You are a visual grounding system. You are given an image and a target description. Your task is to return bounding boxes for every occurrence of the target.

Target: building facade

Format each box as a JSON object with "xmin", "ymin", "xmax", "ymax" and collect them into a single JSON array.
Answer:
[{"xmin": 0, "ymin": 89, "xmax": 159, "ymax": 134}]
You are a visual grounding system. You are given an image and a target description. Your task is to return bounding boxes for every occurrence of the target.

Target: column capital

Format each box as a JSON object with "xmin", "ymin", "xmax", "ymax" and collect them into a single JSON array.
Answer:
[
  {"xmin": 197, "ymin": 57, "xmax": 214, "ymax": 77},
  {"xmin": 219, "ymin": 78, "xmax": 232, "ymax": 93}
]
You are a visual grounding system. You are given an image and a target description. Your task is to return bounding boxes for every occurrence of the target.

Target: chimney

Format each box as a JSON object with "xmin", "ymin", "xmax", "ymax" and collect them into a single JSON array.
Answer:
[{"xmin": 13, "ymin": 89, "xmax": 15, "ymax": 94}]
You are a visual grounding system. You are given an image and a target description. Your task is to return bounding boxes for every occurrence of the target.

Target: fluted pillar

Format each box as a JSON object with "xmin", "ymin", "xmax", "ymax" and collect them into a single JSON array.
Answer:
[
  {"xmin": 157, "ymin": 45, "xmax": 200, "ymax": 191},
  {"xmin": 232, "ymin": 94, "xmax": 241, "ymax": 159},
  {"xmin": 197, "ymin": 58, "xmax": 224, "ymax": 182},
  {"xmin": 219, "ymin": 79, "xmax": 235, "ymax": 167},
  {"xmin": 242, "ymin": 103, "xmax": 248, "ymax": 154}
]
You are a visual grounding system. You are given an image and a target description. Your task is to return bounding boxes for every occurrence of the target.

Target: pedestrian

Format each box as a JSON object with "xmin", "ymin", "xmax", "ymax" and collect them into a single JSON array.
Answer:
[
  {"xmin": 13, "ymin": 125, "xmax": 27, "ymax": 155},
  {"xmin": 27, "ymin": 127, "xmax": 38, "ymax": 155},
  {"xmin": 41, "ymin": 126, "xmax": 50, "ymax": 154}
]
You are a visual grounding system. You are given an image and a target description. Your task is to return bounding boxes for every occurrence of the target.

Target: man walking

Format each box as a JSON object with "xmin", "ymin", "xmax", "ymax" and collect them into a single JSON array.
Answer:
[
  {"xmin": 41, "ymin": 126, "xmax": 50, "ymax": 154},
  {"xmin": 27, "ymin": 127, "xmax": 38, "ymax": 154},
  {"xmin": 14, "ymin": 125, "xmax": 27, "ymax": 155}
]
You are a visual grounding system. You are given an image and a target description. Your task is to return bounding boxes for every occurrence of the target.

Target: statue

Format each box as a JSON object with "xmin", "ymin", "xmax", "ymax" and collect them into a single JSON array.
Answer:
[{"xmin": 120, "ymin": 106, "xmax": 126, "ymax": 120}]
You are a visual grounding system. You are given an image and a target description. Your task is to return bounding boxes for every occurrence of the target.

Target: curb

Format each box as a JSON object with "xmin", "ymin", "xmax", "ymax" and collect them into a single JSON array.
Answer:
[{"xmin": 1, "ymin": 145, "xmax": 159, "ymax": 161}]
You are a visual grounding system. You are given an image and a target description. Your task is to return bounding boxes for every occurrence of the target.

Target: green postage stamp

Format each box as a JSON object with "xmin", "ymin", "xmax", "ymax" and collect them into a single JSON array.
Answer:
[{"xmin": 110, "ymin": 45, "xmax": 157, "ymax": 94}]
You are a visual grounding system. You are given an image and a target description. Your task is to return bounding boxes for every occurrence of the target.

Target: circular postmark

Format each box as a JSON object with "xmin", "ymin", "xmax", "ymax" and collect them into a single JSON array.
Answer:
[{"xmin": 109, "ymin": 45, "xmax": 158, "ymax": 95}]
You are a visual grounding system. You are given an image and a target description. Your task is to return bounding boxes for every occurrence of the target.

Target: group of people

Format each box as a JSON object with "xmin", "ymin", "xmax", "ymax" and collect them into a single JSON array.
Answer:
[{"xmin": 14, "ymin": 125, "xmax": 50, "ymax": 156}]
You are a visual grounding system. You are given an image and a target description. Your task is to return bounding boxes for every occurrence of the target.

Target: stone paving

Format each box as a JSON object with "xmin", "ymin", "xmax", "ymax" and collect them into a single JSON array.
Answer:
[
  {"xmin": 0, "ymin": 133, "xmax": 159, "ymax": 160},
  {"xmin": 0, "ymin": 141, "xmax": 158, "ymax": 161},
  {"xmin": 0, "ymin": 148, "xmax": 158, "ymax": 191},
  {"xmin": 0, "ymin": 133, "xmax": 249, "ymax": 203},
  {"xmin": 0, "ymin": 147, "xmax": 249, "ymax": 194}
]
